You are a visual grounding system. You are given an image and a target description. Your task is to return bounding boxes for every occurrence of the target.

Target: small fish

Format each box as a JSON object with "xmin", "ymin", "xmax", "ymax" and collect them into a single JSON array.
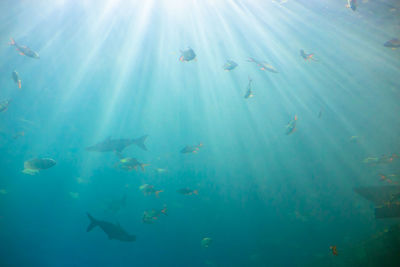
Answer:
[
  {"xmin": 318, "ymin": 108, "xmax": 323, "ymax": 118},
  {"xmin": 0, "ymin": 99, "xmax": 12, "ymax": 113},
  {"xmin": 142, "ymin": 206, "xmax": 168, "ymax": 224},
  {"xmin": 9, "ymin": 38, "xmax": 40, "ymax": 59},
  {"xmin": 12, "ymin": 71, "xmax": 22, "ymax": 89},
  {"xmin": 329, "ymin": 245, "xmax": 338, "ymax": 256},
  {"xmin": 139, "ymin": 184, "xmax": 163, "ymax": 197},
  {"xmin": 201, "ymin": 237, "xmax": 212, "ymax": 248},
  {"xmin": 300, "ymin": 50, "xmax": 316, "ymax": 61},
  {"xmin": 13, "ymin": 131, "xmax": 25, "ymax": 140},
  {"xmin": 177, "ymin": 188, "xmax": 198, "ymax": 195},
  {"xmin": 285, "ymin": 115, "xmax": 298, "ymax": 135},
  {"xmin": 155, "ymin": 168, "xmax": 168, "ymax": 173},
  {"xmin": 244, "ymin": 77, "xmax": 254, "ymax": 99},
  {"xmin": 223, "ymin": 60, "xmax": 238, "ymax": 71},
  {"xmin": 346, "ymin": 0, "xmax": 357, "ymax": 11},
  {"xmin": 77, "ymin": 177, "xmax": 91, "ymax": 184},
  {"xmin": 116, "ymin": 157, "xmax": 149, "ymax": 171},
  {"xmin": 247, "ymin": 57, "xmax": 278, "ymax": 73},
  {"xmin": 69, "ymin": 192, "xmax": 80, "ymax": 199},
  {"xmin": 384, "ymin": 38, "xmax": 400, "ymax": 49},
  {"xmin": 179, "ymin": 47, "xmax": 196, "ymax": 62},
  {"xmin": 181, "ymin": 143, "xmax": 203, "ymax": 154}
]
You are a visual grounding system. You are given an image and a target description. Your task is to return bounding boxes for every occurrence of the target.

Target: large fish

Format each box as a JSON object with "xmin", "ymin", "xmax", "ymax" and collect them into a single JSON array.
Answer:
[
  {"xmin": 22, "ymin": 158, "xmax": 56, "ymax": 175},
  {"xmin": 86, "ymin": 135, "xmax": 148, "ymax": 153},
  {"xmin": 86, "ymin": 213, "xmax": 136, "ymax": 242}
]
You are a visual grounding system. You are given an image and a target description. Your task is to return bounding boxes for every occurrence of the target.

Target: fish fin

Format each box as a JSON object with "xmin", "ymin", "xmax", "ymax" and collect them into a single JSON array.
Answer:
[
  {"xmin": 134, "ymin": 135, "xmax": 148, "ymax": 151},
  {"xmin": 86, "ymin": 213, "xmax": 98, "ymax": 232},
  {"xmin": 18, "ymin": 80, "xmax": 21, "ymax": 89},
  {"xmin": 179, "ymin": 56, "xmax": 184, "ymax": 62},
  {"xmin": 9, "ymin": 38, "xmax": 15, "ymax": 46},
  {"xmin": 22, "ymin": 168, "xmax": 38, "ymax": 175},
  {"xmin": 193, "ymin": 190, "xmax": 198, "ymax": 195},
  {"xmin": 19, "ymin": 52, "xmax": 25, "ymax": 56}
]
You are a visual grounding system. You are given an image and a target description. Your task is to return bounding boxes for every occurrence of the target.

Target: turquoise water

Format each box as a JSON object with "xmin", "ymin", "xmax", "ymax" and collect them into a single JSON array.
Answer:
[{"xmin": 0, "ymin": 0, "xmax": 400, "ymax": 266}]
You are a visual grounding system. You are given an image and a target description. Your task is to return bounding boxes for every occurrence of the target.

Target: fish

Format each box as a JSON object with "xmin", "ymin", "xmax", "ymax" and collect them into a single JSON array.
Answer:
[
  {"xmin": 116, "ymin": 157, "xmax": 149, "ymax": 171},
  {"xmin": 86, "ymin": 135, "xmax": 148, "ymax": 153},
  {"xmin": 247, "ymin": 57, "xmax": 278, "ymax": 73},
  {"xmin": 13, "ymin": 131, "xmax": 25, "ymax": 140},
  {"xmin": 22, "ymin": 158, "xmax": 56, "ymax": 175},
  {"xmin": 181, "ymin": 143, "xmax": 203, "ymax": 154},
  {"xmin": 346, "ymin": 0, "xmax": 357, "ymax": 11},
  {"xmin": 139, "ymin": 184, "xmax": 163, "ymax": 197},
  {"xmin": 0, "ymin": 99, "xmax": 12, "ymax": 113},
  {"xmin": 177, "ymin": 188, "xmax": 198, "ymax": 195},
  {"xmin": 201, "ymin": 237, "xmax": 212, "ymax": 248},
  {"xmin": 142, "ymin": 206, "xmax": 168, "ymax": 224},
  {"xmin": 330, "ymin": 245, "xmax": 338, "ymax": 256},
  {"xmin": 155, "ymin": 168, "xmax": 168, "ymax": 173},
  {"xmin": 300, "ymin": 50, "xmax": 316, "ymax": 61},
  {"xmin": 179, "ymin": 47, "xmax": 196, "ymax": 62},
  {"xmin": 12, "ymin": 71, "xmax": 21, "ymax": 89},
  {"xmin": 9, "ymin": 38, "xmax": 40, "ymax": 59},
  {"xmin": 285, "ymin": 115, "xmax": 298, "ymax": 135},
  {"xmin": 86, "ymin": 213, "xmax": 136, "ymax": 242},
  {"xmin": 244, "ymin": 77, "xmax": 254, "ymax": 99},
  {"xmin": 384, "ymin": 38, "xmax": 400, "ymax": 49},
  {"xmin": 223, "ymin": 60, "xmax": 238, "ymax": 71},
  {"xmin": 69, "ymin": 192, "xmax": 79, "ymax": 199}
]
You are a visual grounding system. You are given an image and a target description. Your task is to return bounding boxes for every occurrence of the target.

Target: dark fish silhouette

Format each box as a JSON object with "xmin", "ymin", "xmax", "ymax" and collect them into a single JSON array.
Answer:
[
  {"xmin": 86, "ymin": 213, "xmax": 136, "ymax": 242},
  {"xmin": 384, "ymin": 38, "xmax": 400, "ymax": 49},
  {"xmin": 86, "ymin": 135, "xmax": 148, "ymax": 153}
]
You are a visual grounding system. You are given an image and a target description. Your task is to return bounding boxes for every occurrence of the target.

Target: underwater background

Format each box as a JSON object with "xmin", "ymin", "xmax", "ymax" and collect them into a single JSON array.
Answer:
[{"xmin": 0, "ymin": 0, "xmax": 400, "ymax": 266}]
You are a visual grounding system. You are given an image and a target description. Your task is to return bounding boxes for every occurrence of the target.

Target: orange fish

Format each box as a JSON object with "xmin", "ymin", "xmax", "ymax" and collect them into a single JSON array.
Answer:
[{"xmin": 330, "ymin": 245, "xmax": 338, "ymax": 256}]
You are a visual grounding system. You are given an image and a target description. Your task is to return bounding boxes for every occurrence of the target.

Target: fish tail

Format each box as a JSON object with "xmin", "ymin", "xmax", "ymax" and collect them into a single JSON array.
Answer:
[
  {"xmin": 9, "ymin": 38, "xmax": 15, "ymax": 46},
  {"xmin": 86, "ymin": 213, "xmax": 98, "ymax": 232},
  {"xmin": 134, "ymin": 135, "xmax": 148, "ymax": 151}
]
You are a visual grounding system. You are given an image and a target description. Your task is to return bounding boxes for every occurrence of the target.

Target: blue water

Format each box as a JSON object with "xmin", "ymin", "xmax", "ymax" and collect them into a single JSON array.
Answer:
[{"xmin": 1, "ymin": 0, "xmax": 400, "ymax": 266}]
